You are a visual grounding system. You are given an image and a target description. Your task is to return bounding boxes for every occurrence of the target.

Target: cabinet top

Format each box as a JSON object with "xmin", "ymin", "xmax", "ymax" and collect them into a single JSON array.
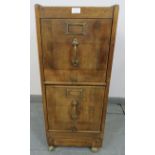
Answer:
[{"xmin": 35, "ymin": 5, "xmax": 119, "ymax": 19}]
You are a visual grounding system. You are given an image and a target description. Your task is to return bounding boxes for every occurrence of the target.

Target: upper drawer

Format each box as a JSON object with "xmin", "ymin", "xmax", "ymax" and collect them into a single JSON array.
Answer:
[{"xmin": 41, "ymin": 19, "xmax": 112, "ymax": 83}]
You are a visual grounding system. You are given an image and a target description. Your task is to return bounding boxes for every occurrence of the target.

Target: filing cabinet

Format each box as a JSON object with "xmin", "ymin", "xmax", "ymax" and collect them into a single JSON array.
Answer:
[{"xmin": 35, "ymin": 5, "xmax": 119, "ymax": 151}]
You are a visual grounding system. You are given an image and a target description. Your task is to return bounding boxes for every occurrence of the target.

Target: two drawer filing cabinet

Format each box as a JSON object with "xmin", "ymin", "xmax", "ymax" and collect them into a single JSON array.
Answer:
[{"xmin": 35, "ymin": 5, "xmax": 119, "ymax": 152}]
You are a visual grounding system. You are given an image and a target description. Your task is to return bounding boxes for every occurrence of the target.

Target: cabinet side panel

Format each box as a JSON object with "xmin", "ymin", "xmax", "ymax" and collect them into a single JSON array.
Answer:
[
  {"xmin": 101, "ymin": 5, "xmax": 119, "ymax": 132},
  {"xmin": 35, "ymin": 4, "xmax": 49, "ymax": 144}
]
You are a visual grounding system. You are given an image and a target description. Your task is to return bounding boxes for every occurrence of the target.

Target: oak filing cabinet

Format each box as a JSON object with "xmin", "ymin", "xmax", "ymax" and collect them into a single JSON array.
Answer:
[{"xmin": 35, "ymin": 5, "xmax": 119, "ymax": 152}]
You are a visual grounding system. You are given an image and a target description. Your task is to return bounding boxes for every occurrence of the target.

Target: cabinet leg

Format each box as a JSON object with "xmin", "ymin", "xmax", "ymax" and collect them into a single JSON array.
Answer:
[
  {"xmin": 91, "ymin": 147, "xmax": 99, "ymax": 152},
  {"xmin": 48, "ymin": 146, "xmax": 55, "ymax": 151}
]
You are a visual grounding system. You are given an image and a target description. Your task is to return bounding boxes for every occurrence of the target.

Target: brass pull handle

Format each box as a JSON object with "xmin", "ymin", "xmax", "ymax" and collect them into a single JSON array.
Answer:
[
  {"xmin": 71, "ymin": 100, "xmax": 79, "ymax": 120},
  {"xmin": 72, "ymin": 38, "xmax": 79, "ymax": 67}
]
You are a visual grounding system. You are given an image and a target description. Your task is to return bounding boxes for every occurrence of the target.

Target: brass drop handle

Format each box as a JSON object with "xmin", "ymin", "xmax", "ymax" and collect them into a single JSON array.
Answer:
[
  {"xmin": 72, "ymin": 38, "xmax": 79, "ymax": 67},
  {"xmin": 71, "ymin": 100, "xmax": 79, "ymax": 120}
]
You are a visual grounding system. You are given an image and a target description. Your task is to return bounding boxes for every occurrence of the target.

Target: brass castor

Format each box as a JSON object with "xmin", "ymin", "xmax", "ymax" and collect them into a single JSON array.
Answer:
[
  {"xmin": 91, "ymin": 147, "xmax": 99, "ymax": 152},
  {"xmin": 48, "ymin": 146, "xmax": 55, "ymax": 151}
]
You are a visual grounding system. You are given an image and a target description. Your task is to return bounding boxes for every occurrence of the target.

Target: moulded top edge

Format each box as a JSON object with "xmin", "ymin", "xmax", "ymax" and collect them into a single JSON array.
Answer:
[{"xmin": 35, "ymin": 5, "xmax": 118, "ymax": 19}]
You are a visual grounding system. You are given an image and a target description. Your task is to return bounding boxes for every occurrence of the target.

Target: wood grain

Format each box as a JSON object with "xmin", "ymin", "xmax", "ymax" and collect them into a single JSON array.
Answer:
[
  {"xmin": 35, "ymin": 5, "xmax": 50, "ymax": 145},
  {"xmin": 39, "ymin": 6, "xmax": 113, "ymax": 19},
  {"xmin": 46, "ymin": 85, "xmax": 105, "ymax": 132},
  {"xmin": 101, "ymin": 5, "xmax": 119, "ymax": 132},
  {"xmin": 41, "ymin": 18, "xmax": 112, "ymax": 83},
  {"xmin": 35, "ymin": 4, "xmax": 119, "ymax": 149}
]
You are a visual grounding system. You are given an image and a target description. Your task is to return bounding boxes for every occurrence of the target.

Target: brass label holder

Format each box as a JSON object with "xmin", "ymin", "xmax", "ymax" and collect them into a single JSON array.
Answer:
[
  {"xmin": 65, "ymin": 23, "xmax": 86, "ymax": 35},
  {"xmin": 66, "ymin": 88, "xmax": 83, "ymax": 98}
]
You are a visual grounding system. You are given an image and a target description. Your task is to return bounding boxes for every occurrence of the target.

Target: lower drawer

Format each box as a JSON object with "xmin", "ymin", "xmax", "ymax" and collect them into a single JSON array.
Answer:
[{"xmin": 45, "ymin": 85, "xmax": 105, "ymax": 132}]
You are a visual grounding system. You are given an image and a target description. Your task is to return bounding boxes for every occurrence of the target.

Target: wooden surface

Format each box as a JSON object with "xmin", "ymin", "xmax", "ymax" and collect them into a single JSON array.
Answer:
[
  {"xmin": 46, "ymin": 86, "xmax": 105, "ymax": 132},
  {"xmin": 35, "ymin": 5, "xmax": 119, "ymax": 149},
  {"xmin": 39, "ymin": 6, "xmax": 114, "ymax": 19},
  {"xmin": 41, "ymin": 18, "xmax": 112, "ymax": 83}
]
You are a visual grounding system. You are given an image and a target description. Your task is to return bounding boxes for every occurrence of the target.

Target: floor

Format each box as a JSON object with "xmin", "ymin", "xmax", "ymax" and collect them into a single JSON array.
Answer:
[{"xmin": 30, "ymin": 101, "xmax": 125, "ymax": 155}]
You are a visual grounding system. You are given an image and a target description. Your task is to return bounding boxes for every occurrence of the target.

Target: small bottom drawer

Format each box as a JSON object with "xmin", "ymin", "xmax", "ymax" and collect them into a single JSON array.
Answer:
[{"xmin": 47, "ymin": 130, "xmax": 103, "ymax": 147}]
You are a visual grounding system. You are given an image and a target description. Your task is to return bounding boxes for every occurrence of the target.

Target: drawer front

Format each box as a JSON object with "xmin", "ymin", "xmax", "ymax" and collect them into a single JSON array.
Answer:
[
  {"xmin": 41, "ymin": 19, "xmax": 112, "ymax": 83},
  {"xmin": 46, "ymin": 86, "xmax": 105, "ymax": 132}
]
